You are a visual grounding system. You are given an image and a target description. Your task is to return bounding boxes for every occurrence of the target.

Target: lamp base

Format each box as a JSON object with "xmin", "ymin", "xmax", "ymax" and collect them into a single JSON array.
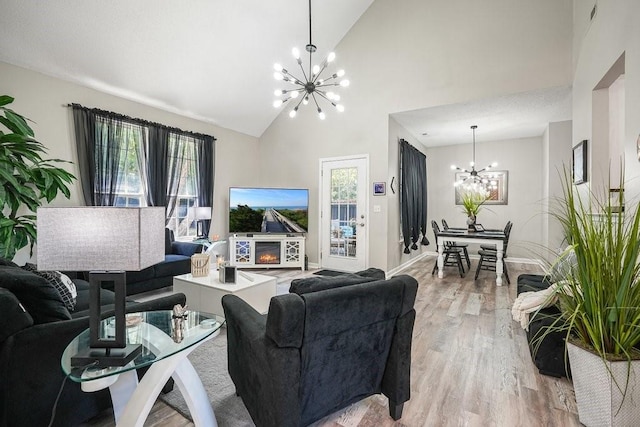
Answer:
[{"xmin": 71, "ymin": 344, "xmax": 142, "ymax": 368}]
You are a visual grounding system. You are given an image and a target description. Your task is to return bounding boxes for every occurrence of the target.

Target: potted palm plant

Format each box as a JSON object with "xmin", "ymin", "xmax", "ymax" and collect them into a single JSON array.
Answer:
[
  {"xmin": 0, "ymin": 95, "xmax": 75, "ymax": 260},
  {"xmin": 549, "ymin": 169, "xmax": 640, "ymax": 426}
]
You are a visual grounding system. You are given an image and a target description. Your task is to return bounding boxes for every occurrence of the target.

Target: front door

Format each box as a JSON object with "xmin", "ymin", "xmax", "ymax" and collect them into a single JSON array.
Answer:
[{"xmin": 320, "ymin": 156, "xmax": 367, "ymax": 272}]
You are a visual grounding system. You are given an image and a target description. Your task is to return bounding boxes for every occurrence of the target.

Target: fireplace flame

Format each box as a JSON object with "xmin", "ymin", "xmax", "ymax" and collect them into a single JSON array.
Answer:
[{"xmin": 259, "ymin": 254, "xmax": 279, "ymax": 264}]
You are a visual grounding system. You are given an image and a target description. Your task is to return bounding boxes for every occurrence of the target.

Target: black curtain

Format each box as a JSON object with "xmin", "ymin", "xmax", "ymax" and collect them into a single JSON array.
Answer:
[
  {"xmin": 71, "ymin": 105, "xmax": 133, "ymax": 206},
  {"xmin": 165, "ymin": 134, "xmax": 189, "ymax": 223},
  {"xmin": 197, "ymin": 136, "xmax": 216, "ymax": 237},
  {"xmin": 399, "ymin": 139, "xmax": 429, "ymax": 254},
  {"xmin": 145, "ymin": 126, "xmax": 170, "ymax": 209},
  {"xmin": 71, "ymin": 105, "xmax": 97, "ymax": 206}
]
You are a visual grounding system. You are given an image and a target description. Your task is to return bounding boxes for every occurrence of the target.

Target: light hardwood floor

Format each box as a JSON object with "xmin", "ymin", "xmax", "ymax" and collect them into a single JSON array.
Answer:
[{"xmin": 84, "ymin": 256, "xmax": 580, "ymax": 427}]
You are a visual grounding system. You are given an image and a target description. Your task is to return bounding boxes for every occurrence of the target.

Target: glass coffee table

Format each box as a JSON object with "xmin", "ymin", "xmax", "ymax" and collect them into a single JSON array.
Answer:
[{"xmin": 62, "ymin": 310, "xmax": 224, "ymax": 426}]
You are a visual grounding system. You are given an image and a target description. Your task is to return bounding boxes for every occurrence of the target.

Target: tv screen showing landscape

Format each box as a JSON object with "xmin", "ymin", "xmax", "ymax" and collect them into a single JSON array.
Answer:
[{"xmin": 229, "ymin": 187, "xmax": 309, "ymax": 233}]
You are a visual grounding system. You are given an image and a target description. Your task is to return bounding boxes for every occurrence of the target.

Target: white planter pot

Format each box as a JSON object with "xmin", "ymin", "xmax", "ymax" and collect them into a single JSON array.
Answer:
[{"xmin": 567, "ymin": 342, "xmax": 640, "ymax": 427}]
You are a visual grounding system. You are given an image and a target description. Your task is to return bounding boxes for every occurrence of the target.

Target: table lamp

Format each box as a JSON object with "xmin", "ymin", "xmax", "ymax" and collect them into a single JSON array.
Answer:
[
  {"xmin": 193, "ymin": 206, "xmax": 211, "ymax": 239},
  {"xmin": 37, "ymin": 207, "xmax": 165, "ymax": 367}
]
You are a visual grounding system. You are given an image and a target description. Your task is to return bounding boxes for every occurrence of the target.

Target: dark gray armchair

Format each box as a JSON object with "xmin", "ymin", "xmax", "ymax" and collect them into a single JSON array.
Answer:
[{"xmin": 222, "ymin": 273, "xmax": 418, "ymax": 427}]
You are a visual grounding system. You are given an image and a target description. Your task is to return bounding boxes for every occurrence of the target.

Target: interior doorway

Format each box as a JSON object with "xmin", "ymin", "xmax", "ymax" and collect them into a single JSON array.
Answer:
[{"xmin": 319, "ymin": 155, "xmax": 368, "ymax": 272}]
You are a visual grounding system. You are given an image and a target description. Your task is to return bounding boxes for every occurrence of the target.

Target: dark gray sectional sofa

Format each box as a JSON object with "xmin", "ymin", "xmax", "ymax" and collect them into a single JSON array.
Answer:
[{"xmin": 0, "ymin": 258, "xmax": 186, "ymax": 427}]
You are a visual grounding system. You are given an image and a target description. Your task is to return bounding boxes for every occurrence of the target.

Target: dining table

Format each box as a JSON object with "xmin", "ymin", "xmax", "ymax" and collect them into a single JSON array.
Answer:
[{"xmin": 437, "ymin": 228, "xmax": 507, "ymax": 286}]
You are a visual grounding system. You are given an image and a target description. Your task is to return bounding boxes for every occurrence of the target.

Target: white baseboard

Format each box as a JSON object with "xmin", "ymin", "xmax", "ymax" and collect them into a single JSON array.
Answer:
[
  {"xmin": 392, "ymin": 251, "xmax": 543, "ymax": 270},
  {"xmin": 312, "ymin": 252, "xmax": 545, "ymax": 278},
  {"xmin": 386, "ymin": 251, "xmax": 431, "ymax": 278}
]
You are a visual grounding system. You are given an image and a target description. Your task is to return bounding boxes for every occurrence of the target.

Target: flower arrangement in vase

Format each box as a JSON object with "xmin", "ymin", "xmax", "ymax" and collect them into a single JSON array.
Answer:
[{"xmin": 459, "ymin": 186, "xmax": 490, "ymax": 230}]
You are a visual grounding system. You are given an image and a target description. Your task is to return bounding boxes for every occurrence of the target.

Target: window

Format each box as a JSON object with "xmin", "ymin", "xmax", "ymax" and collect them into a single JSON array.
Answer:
[
  {"xmin": 72, "ymin": 104, "xmax": 214, "ymax": 241},
  {"xmin": 166, "ymin": 135, "xmax": 199, "ymax": 238},
  {"xmin": 93, "ymin": 117, "xmax": 148, "ymax": 207},
  {"xmin": 112, "ymin": 122, "xmax": 146, "ymax": 208}
]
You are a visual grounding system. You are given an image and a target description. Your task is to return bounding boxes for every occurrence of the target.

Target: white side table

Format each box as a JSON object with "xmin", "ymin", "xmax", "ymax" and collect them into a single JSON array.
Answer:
[{"xmin": 174, "ymin": 270, "xmax": 277, "ymax": 317}]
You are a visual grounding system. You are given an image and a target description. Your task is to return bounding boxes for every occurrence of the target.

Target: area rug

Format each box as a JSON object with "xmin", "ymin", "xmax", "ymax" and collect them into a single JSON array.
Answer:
[
  {"xmin": 160, "ymin": 278, "xmax": 293, "ymax": 426},
  {"xmin": 160, "ymin": 327, "xmax": 255, "ymax": 426}
]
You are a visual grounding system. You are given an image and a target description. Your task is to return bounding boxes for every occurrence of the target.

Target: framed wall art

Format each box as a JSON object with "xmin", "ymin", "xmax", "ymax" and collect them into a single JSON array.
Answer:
[
  {"xmin": 573, "ymin": 140, "xmax": 588, "ymax": 185},
  {"xmin": 454, "ymin": 170, "xmax": 509, "ymax": 205},
  {"xmin": 373, "ymin": 182, "xmax": 386, "ymax": 196}
]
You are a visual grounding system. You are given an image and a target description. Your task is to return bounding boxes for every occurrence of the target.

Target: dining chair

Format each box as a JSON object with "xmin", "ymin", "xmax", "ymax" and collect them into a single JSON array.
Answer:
[
  {"xmin": 475, "ymin": 221, "xmax": 513, "ymax": 284},
  {"xmin": 479, "ymin": 221, "xmax": 512, "ymax": 251},
  {"xmin": 441, "ymin": 219, "xmax": 471, "ymax": 269},
  {"xmin": 431, "ymin": 221, "xmax": 465, "ymax": 277}
]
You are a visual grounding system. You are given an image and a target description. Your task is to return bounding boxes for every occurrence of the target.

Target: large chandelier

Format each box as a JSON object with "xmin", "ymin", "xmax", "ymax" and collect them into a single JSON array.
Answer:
[
  {"xmin": 451, "ymin": 125, "xmax": 498, "ymax": 190},
  {"xmin": 272, "ymin": 0, "xmax": 349, "ymax": 120}
]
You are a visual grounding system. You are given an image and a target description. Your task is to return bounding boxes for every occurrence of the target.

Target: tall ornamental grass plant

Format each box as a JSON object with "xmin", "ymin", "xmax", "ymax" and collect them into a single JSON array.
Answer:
[{"xmin": 553, "ymin": 169, "xmax": 640, "ymax": 361}]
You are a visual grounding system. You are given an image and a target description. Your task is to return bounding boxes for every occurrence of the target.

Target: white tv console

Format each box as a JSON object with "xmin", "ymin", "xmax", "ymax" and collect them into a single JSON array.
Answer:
[{"xmin": 229, "ymin": 234, "xmax": 306, "ymax": 270}]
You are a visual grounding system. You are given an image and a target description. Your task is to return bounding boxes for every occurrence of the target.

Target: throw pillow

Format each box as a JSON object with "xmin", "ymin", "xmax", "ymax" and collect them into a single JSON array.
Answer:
[
  {"xmin": 22, "ymin": 263, "xmax": 77, "ymax": 311},
  {"xmin": 0, "ymin": 265, "xmax": 71, "ymax": 323}
]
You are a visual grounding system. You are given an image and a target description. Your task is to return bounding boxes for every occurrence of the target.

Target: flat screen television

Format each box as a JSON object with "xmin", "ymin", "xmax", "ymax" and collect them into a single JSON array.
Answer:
[{"xmin": 229, "ymin": 187, "xmax": 309, "ymax": 233}]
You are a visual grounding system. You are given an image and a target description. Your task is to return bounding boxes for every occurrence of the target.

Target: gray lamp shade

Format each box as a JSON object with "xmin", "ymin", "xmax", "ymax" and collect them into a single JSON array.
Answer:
[{"xmin": 37, "ymin": 207, "xmax": 165, "ymax": 271}]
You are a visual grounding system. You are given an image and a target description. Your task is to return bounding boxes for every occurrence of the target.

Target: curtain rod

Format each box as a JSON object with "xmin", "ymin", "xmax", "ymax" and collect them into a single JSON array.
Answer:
[
  {"xmin": 67, "ymin": 103, "xmax": 216, "ymax": 141},
  {"xmin": 399, "ymin": 138, "xmax": 420, "ymax": 150}
]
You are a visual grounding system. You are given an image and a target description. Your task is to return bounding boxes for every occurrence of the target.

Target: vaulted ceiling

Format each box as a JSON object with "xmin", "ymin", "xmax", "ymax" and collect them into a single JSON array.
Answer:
[
  {"xmin": 1, "ymin": 1, "xmax": 573, "ymax": 145},
  {"xmin": 0, "ymin": 0, "xmax": 374, "ymax": 137}
]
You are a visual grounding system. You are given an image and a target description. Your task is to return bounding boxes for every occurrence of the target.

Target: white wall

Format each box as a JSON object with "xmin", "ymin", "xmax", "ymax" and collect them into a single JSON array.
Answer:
[
  {"xmin": 259, "ymin": 0, "xmax": 573, "ymax": 270},
  {"xmin": 425, "ymin": 137, "xmax": 544, "ymax": 259},
  {"xmin": 571, "ymin": 0, "xmax": 640, "ymax": 204},
  {"xmin": 609, "ymin": 75, "xmax": 626, "ymax": 183},
  {"xmin": 0, "ymin": 61, "xmax": 260, "ymax": 264},
  {"xmin": 543, "ymin": 120, "xmax": 573, "ymax": 256}
]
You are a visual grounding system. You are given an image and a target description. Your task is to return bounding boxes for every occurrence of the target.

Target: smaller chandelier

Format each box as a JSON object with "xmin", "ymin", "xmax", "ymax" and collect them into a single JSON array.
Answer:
[
  {"xmin": 451, "ymin": 125, "xmax": 498, "ymax": 190},
  {"xmin": 273, "ymin": 0, "xmax": 349, "ymax": 120}
]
